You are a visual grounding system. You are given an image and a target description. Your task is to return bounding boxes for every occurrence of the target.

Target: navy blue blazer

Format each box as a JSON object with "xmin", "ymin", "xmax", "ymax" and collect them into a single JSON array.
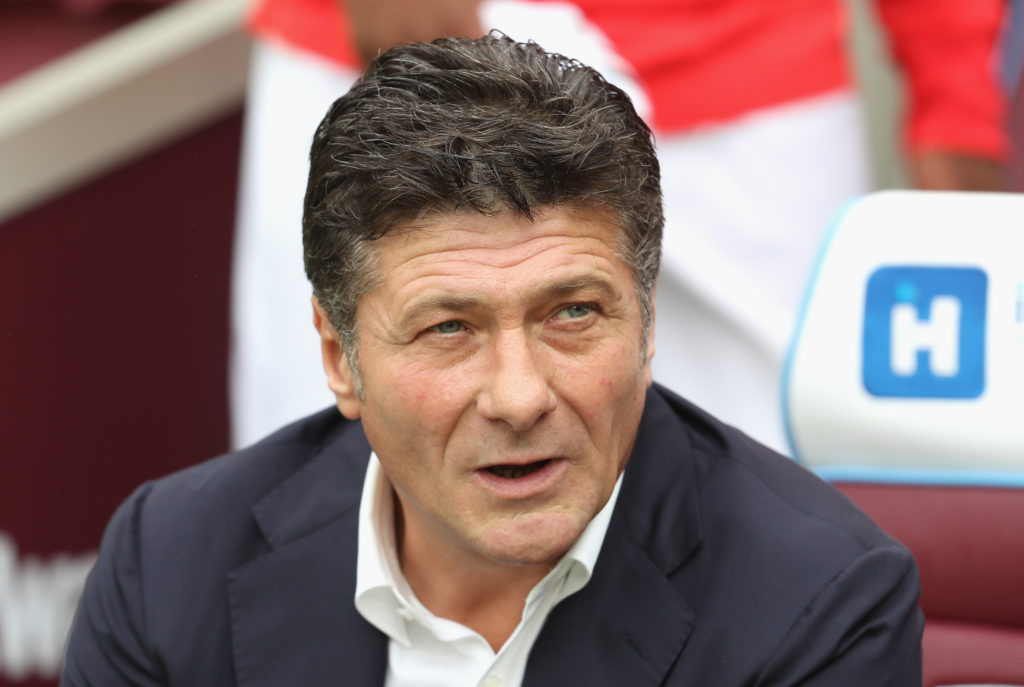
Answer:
[{"xmin": 63, "ymin": 385, "xmax": 923, "ymax": 686}]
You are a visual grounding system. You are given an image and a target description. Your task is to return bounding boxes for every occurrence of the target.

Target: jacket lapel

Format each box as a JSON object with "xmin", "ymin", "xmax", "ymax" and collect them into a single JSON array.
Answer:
[
  {"xmin": 524, "ymin": 386, "xmax": 703, "ymax": 687},
  {"xmin": 227, "ymin": 424, "xmax": 388, "ymax": 687}
]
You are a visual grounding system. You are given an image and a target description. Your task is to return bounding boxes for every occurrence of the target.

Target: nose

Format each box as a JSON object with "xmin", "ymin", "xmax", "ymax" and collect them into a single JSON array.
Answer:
[{"xmin": 476, "ymin": 330, "xmax": 557, "ymax": 432}]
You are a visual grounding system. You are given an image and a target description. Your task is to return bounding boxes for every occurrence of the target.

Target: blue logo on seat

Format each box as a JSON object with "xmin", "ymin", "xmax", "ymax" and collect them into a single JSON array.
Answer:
[{"xmin": 863, "ymin": 266, "xmax": 986, "ymax": 398}]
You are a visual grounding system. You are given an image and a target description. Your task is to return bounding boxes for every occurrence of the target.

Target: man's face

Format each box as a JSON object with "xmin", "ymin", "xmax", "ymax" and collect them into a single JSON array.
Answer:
[{"xmin": 316, "ymin": 206, "xmax": 653, "ymax": 570}]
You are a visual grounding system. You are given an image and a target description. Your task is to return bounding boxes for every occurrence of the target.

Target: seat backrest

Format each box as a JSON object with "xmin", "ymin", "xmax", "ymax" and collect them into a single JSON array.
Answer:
[{"xmin": 783, "ymin": 191, "xmax": 1024, "ymax": 687}]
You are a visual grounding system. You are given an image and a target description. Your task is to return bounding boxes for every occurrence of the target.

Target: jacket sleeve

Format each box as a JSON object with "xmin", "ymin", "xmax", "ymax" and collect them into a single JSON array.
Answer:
[
  {"xmin": 757, "ymin": 544, "xmax": 924, "ymax": 686},
  {"xmin": 875, "ymin": 0, "xmax": 1008, "ymax": 159},
  {"xmin": 61, "ymin": 485, "xmax": 166, "ymax": 687}
]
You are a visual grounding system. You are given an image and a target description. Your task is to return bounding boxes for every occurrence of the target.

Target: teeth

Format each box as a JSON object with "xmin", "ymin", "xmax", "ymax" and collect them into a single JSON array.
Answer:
[{"xmin": 487, "ymin": 461, "xmax": 548, "ymax": 479}]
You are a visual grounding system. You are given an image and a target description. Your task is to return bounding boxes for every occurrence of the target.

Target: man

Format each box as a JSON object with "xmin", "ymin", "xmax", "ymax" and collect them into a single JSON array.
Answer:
[{"xmin": 63, "ymin": 35, "xmax": 923, "ymax": 686}]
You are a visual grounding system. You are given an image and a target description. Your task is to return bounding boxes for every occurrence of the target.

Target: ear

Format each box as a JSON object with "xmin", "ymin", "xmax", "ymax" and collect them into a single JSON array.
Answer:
[{"xmin": 312, "ymin": 297, "xmax": 363, "ymax": 420}]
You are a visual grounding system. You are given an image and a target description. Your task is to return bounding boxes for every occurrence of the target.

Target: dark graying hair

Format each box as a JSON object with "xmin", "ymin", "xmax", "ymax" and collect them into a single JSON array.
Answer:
[{"xmin": 303, "ymin": 33, "xmax": 663, "ymax": 388}]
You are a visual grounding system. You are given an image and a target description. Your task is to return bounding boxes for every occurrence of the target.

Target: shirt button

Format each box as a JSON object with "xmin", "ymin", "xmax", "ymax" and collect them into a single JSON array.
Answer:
[
  {"xmin": 480, "ymin": 675, "xmax": 501, "ymax": 687},
  {"xmin": 396, "ymin": 606, "xmax": 414, "ymax": 621}
]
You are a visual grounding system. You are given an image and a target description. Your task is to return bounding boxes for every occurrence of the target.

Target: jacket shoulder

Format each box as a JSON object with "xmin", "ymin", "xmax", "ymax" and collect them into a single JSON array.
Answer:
[
  {"xmin": 64, "ymin": 408, "xmax": 368, "ymax": 686},
  {"xmin": 647, "ymin": 383, "xmax": 898, "ymax": 555},
  {"xmin": 631, "ymin": 386, "xmax": 922, "ymax": 684},
  {"xmin": 142, "ymin": 409, "xmax": 347, "ymax": 523}
]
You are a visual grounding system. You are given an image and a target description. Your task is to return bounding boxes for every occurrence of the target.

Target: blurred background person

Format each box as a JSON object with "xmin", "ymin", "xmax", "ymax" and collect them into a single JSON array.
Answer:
[{"xmin": 231, "ymin": 0, "xmax": 1010, "ymax": 453}]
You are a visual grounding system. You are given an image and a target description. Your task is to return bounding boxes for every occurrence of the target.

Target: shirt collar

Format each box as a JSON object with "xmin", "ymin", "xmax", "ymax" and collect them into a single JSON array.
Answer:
[{"xmin": 354, "ymin": 451, "xmax": 622, "ymax": 644}]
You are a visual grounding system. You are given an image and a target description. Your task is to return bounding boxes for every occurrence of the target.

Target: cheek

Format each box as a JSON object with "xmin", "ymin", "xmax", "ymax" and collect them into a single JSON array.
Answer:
[
  {"xmin": 382, "ymin": 368, "xmax": 473, "ymax": 434},
  {"xmin": 597, "ymin": 342, "xmax": 643, "ymax": 389},
  {"xmin": 571, "ymin": 342, "xmax": 647, "ymax": 432}
]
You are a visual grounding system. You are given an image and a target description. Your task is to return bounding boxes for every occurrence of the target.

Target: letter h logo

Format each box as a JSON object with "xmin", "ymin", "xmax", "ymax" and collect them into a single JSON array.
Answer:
[{"xmin": 862, "ymin": 266, "xmax": 987, "ymax": 398}]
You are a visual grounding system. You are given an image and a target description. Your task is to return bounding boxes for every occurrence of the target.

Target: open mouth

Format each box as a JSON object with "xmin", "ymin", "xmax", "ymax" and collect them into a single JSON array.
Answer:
[{"xmin": 485, "ymin": 459, "xmax": 552, "ymax": 479}]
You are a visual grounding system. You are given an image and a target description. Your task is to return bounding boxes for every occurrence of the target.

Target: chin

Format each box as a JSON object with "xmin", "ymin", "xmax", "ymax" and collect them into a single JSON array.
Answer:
[{"xmin": 479, "ymin": 510, "xmax": 586, "ymax": 567}]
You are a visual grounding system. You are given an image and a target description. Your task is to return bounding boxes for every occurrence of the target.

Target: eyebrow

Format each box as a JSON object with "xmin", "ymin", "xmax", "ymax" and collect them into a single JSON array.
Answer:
[
  {"xmin": 539, "ymin": 276, "xmax": 618, "ymax": 301},
  {"xmin": 396, "ymin": 294, "xmax": 488, "ymax": 331},
  {"xmin": 396, "ymin": 275, "xmax": 620, "ymax": 330}
]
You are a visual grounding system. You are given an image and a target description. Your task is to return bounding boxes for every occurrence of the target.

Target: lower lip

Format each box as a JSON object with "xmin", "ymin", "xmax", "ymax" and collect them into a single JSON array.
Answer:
[{"xmin": 473, "ymin": 459, "xmax": 568, "ymax": 499}]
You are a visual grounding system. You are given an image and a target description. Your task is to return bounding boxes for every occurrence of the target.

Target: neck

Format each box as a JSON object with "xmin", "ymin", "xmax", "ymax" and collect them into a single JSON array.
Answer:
[{"xmin": 397, "ymin": 512, "xmax": 556, "ymax": 651}]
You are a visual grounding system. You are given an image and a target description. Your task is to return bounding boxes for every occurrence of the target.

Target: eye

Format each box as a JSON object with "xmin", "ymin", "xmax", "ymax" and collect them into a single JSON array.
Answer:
[
  {"xmin": 430, "ymin": 320, "xmax": 464, "ymax": 334},
  {"xmin": 556, "ymin": 303, "xmax": 592, "ymax": 319}
]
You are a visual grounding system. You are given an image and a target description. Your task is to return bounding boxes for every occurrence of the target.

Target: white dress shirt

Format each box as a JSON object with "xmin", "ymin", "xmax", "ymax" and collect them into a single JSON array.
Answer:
[{"xmin": 354, "ymin": 453, "xmax": 622, "ymax": 687}]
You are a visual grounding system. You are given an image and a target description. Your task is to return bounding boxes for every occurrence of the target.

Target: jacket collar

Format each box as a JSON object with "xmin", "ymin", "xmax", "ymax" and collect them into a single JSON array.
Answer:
[
  {"xmin": 227, "ymin": 420, "xmax": 388, "ymax": 687},
  {"xmin": 620, "ymin": 384, "xmax": 704, "ymax": 573},
  {"xmin": 523, "ymin": 385, "xmax": 703, "ymax": 686}
]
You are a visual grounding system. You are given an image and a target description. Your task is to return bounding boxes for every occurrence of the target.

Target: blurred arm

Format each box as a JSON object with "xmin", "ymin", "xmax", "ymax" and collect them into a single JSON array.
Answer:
[
  {"xmin": 874, "ymin": 0, "xmax": 1009, "ymax": 190},
  {"xmin": 341, "ymin": 0, "xmax": 484, "ymax": 65},
  {"xmin": 910, "ymin": 150, "xmax": 1007, "ymax": 190}
]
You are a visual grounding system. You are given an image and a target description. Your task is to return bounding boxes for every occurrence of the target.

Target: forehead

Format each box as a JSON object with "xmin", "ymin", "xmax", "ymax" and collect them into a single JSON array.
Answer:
[
  {"xmin": 361, "ymin": 205, "xmax": 634, "ymax": 314},
  {"xmin": 376, "ymin": 205, "xmax": 627, "ymax": 268}
]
